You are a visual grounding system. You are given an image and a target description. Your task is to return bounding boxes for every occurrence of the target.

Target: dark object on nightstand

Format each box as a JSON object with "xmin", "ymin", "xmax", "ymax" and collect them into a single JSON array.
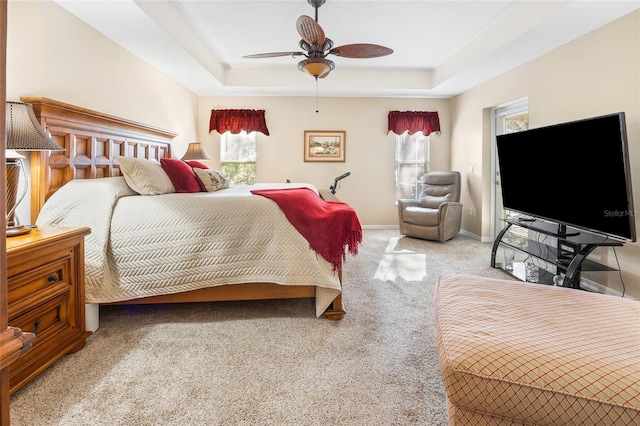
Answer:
[{"xmin": 329, "ymin": 172, "xmax": 350, "ymax": 194}]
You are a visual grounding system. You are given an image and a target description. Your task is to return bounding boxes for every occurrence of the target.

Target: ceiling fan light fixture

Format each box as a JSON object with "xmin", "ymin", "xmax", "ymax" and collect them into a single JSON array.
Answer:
[
  {"xmin": 244, "ymin": 0, "xmax": 392, "ymax": 84},
  {"xmin": 298, "ymin": 58, "xmax": 334, "ymax": 78}
]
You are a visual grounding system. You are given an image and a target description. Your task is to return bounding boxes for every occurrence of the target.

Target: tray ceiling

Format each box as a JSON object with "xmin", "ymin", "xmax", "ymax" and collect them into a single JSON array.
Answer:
[{"xmin": 53, "ymin": 0, "xmax": 640, "ymax": 98}]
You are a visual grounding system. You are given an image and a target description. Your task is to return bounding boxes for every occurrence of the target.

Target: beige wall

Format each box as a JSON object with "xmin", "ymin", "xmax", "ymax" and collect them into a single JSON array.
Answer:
[
  {"xmin": 7, "ymin": 0, "xmax": 451, "ymax": 228},
  {"xmin": 197, "ymin": 96, "xmax": 451, "ymax": 226},
  {"xmin": 8, "ymin": 1, "xmax": 639, "ymax": 295},
  {"xmin": 6, "ymin": 0, "xmax": 199, "ymax": 221},
  {"xmin": 451, "ymin": 11, "xmax": 640, "ymax": 298}
]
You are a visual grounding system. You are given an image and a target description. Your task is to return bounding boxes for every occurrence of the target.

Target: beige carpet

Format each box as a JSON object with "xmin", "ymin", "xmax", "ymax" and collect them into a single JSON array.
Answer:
[{"xmin": 10, "ymin": 229, "xmax": 507, "ymax": 425}]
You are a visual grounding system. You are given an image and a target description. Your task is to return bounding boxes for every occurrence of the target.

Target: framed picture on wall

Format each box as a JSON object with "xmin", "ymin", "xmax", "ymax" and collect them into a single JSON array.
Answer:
[{"xmin": 303, "ymin": 130, "xmax": 346, "ymax": 162}]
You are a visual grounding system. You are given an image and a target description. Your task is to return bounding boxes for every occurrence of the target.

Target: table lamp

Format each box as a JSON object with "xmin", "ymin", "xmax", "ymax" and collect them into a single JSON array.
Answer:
[
  {"xmin": 5, "ymin": 101, "xmax": 64, "ymax": 237},
  {"xmin": 180, "ymin": 142, "xmax": 211, "ymax": 161}
]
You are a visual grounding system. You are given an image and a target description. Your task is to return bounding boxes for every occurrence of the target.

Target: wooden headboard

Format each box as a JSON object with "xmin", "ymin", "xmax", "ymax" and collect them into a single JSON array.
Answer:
[{"xmin": 22, "ymin": 97, "xmax": 176, "ymax": 221}]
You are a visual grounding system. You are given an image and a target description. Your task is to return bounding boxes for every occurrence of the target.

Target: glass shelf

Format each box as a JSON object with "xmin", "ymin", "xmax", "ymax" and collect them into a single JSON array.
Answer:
[{"xmin": 491, "ymin": 219, "xmax": 622, "ymax": 288}]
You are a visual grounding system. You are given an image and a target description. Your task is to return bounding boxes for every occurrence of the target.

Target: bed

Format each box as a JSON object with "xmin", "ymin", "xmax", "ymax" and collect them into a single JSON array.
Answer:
[{"xmin": 25, "ymin": 97, "xmax": 357, "ymax": 320}]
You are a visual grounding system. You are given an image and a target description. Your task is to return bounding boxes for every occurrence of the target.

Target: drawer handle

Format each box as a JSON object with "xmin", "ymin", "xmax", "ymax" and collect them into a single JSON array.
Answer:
[
  {"xmin": 48, "ymin": 273, "xmax": 60, "ymax": 282},
  {"xmin": 33, "ymin": 319, "xmax": 41, "ymax": 335}
]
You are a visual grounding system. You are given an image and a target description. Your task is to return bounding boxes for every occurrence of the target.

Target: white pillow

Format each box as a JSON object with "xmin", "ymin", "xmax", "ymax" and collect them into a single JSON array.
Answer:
[
  {"xmin": 193, "ymin": 168, "xmax": 230, "ymax": 192},
  {"xmin": 117, "ymin": 156, "xmax": 175, "ymax": 195}
]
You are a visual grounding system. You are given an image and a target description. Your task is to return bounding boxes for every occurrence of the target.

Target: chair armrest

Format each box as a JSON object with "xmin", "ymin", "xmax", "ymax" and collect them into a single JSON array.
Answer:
[
  {"xmin": 398, "ymin": 199, "xmax": 419, "ymax": 210},
  {"xmin": 438, "ymin": 202, "xmax": 463, "ymax": 240},
  {"xmin": 439, "ymin": 201, "xmax": 463, "ymax": 219},
  {"xmin": 398, "ymin": 199, "xmax": 419, "ymax": 231},
  {"xmin": 439, "ymin": 201, "xmax": 462, "ymax": 212}
]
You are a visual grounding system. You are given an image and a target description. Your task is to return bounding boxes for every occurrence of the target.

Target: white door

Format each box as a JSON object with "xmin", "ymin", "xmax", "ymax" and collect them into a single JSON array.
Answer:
[{"xmin": 491, "ymin": 100, "xmax": 529, "ymax": 239}]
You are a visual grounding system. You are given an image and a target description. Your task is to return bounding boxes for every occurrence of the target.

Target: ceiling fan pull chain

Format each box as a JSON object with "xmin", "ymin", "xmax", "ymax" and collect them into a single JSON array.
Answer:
[{"xmin": 316, "ymin": 79, "xmax": 319, "ymax": 113}]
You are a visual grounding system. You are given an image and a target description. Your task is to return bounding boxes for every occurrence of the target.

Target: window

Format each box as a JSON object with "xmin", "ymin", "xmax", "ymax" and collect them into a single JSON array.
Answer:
[
  {"xmin": 499, "ymin": 112, "xmax": 528, "ymax": 134},
  {"xmin": 220, "ymin": 131, "xmax": 256, "ymax": 184},
  {"xmin": 395, "ymin": 132, "xmax": 430, "ymax": 202},
  {"xmin": 493, "ymin": 99, "xmax": 529, "ymax": 238}
]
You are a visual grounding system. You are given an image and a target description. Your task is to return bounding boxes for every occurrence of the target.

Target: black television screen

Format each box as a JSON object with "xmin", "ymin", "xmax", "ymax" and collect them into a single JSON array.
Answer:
[{"xmin": 496, "ymin": 112, "xmax": 636, "ymax": 242}]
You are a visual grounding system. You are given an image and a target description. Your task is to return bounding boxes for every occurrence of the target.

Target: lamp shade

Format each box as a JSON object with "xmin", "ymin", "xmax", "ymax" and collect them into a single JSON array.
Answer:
[
  {"xmin": 6, "ymin": 101, "xmax": 64, "ymax": 151},
  {"xmin": 181, "ymin": 142, "xmax": 211, "ymax": 160}
]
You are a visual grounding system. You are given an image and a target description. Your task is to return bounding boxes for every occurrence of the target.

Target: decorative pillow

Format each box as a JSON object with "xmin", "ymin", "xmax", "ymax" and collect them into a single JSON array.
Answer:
[
  {"xmin": 185, "ymin": 160, "xmax": 209, "ymax": 170},
  {"xmin": 160, "ymin": 158, "xmax": 205, "ymax": 193},
  {"xmin": 193, "ymin": 168, "xmax": 230, "ymax": 192},
  {"xmin": 117, "ymin": 156, "xmax": 175, "ymax": 195}
]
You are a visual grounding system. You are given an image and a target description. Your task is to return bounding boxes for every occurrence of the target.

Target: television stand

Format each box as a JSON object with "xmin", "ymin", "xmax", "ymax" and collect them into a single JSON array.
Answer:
[{"xmin": 491, "ymin": 219, "xmax": 623, "ymax": 288}]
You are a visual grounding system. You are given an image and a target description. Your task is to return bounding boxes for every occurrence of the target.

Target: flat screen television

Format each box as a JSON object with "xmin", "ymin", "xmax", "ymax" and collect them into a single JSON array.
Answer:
[{"xmin": 496, "ymin": 112, "xmax": 636, "ymax": 242}]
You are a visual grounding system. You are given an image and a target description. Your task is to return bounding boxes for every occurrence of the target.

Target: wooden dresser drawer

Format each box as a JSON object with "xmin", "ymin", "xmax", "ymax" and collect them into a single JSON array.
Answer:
[
  {"xmin": 6, "ymin": 238, "xmax": 74, "ymax": 277},
  {"xmin": 8, "ymin": 294, "xmax": 75, "ymax": 388},
  {"xmin": 6, "ymin": 226, "xmax": 91, "ymax": 394},
  {"xmin": 8, "ymin": 256, "xmax": 71, "ymax": 320},
  {"xmin": 11, "ymin": 294, "xmax": 71, "ymax": 338}
]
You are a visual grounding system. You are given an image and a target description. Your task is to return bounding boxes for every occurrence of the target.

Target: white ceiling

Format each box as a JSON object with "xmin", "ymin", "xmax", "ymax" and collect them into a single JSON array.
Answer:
[{"xmin": 53, "ymin": 0, "xmax": 640, "ymax": 98}]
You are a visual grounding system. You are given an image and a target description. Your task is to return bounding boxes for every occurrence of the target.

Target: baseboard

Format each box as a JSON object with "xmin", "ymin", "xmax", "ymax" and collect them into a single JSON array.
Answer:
[
  {"xmin": 361, "ymin": 226, "xmax": 493, "ymax": 243},
  {"xmin": 458, "ymin": 229, "xmax": 478, "ymax": 240},
  {"xmin": 458, "ymin": 229, "xmax": 492, "ymax": 243},
  {"xmin": 361, "ymin": 225, "xmax": 399, "ymax": 230}
]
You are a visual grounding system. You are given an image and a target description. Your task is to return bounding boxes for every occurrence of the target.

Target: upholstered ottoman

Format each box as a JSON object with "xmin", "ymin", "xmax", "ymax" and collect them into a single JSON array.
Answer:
[{"xmin": 434, "ymin": 274, "xmax": 640, "ymax": 425}]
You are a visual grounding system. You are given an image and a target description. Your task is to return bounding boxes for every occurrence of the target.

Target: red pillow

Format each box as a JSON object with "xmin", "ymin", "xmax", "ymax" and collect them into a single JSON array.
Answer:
[
  {"xmin": 160, "ymin": 158, "xmax": 204, "ymax": 193},
  {"xmin": 185, "ymin": 160, "xmax": 209, "ymax": 170}
]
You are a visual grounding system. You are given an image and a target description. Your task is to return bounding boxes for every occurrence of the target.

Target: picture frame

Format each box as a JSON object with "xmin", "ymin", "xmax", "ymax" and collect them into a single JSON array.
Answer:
[{"xmin": 303, "ymin": 130, "xmax": 346, "ymax": 162}]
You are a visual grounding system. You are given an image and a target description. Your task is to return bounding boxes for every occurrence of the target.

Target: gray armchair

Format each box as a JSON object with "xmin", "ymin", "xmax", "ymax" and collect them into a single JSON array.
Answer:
[{"xmin": 398, "ymin": 171, "xmax": 463, "ymax": 241}]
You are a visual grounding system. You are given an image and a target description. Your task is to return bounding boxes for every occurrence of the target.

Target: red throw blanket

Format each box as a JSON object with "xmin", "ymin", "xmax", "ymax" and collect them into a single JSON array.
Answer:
[{"xmin": 251, "ymin": 188, "xmax": 362, "ymax": 272}]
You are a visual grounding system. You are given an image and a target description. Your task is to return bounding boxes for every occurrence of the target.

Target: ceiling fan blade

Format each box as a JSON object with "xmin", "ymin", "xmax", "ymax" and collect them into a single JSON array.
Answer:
[
  {"xmin": 329, "ymin": 44, "xmax": 393, "ymax": 58},
  {"xmin": 243, "ymin": 52, "xmax": 305, "ymax": 59},
  {"xmin": 296, "ymin": 15, "xmax": 325, "ymax": 47}
]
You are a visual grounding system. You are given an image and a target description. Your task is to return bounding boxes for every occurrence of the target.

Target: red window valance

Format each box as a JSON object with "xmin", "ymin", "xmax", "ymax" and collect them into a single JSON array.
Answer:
[
  {"xmin": 388, "ymin": 111, "xmax": 441, "ymax": 136},
  {"xmin": 209, "ymin": 109, "xmax": 270, "ymax": 135}
]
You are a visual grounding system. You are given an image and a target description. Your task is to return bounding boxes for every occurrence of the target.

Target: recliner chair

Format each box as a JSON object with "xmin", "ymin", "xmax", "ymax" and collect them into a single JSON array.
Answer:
[{"xmin": 398, "ymin": 171, "xmax": 463, "ymax": 241}]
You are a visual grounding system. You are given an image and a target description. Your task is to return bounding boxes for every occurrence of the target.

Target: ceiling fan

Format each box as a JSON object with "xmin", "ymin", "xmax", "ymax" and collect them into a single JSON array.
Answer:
[{"xmin": 243, "ymin": 0, "xmax": 393, "ymax": 80}]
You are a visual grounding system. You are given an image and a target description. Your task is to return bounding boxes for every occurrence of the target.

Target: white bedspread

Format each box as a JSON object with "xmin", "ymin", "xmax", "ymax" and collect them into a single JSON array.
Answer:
[{"xmin": 36, "ymin": 178, "xmax": 341, "ymax": 316}]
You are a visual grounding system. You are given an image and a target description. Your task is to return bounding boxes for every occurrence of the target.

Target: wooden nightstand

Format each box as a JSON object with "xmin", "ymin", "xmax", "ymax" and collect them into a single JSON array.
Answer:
[{"xmin": 6, "ymin": 226, "xmax": 92, "ymax": 394}]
